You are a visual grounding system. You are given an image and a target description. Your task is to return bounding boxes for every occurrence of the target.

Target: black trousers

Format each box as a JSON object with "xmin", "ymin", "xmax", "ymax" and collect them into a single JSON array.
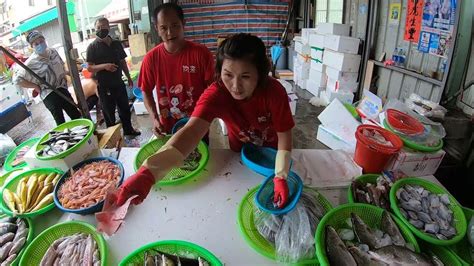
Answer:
[
  {"xmin": 97, "ymin": 83, "xmax": 134, "ymax": 133},
  {"xmin": 42, "ymin": 88, "xmax": 81, "ymax": 125}
]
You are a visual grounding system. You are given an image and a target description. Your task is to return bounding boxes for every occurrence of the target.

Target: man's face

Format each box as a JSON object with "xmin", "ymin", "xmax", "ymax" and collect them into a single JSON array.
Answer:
[
  {"xmin": 156, "ymin": 9, "xmax": 185, "ymax": 46},
  {"xmin": 96, "ymin": 20, "xmax": 110, "ymax": 32}
]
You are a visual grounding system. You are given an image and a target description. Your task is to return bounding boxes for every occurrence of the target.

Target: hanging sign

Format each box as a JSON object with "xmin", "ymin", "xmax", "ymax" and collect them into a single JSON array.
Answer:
[{"xmin": 404, "ymin": 0, "xmax": 424, "ymax": 43}]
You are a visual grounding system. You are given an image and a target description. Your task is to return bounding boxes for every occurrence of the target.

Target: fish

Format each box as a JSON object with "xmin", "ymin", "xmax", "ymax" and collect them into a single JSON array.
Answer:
[
  {"xmin": 0, "ymin": 253, "xmax": 16, "ymax": 266},
  {"xmin": 352, "ymin": 177, "xmax": 391, "ymax": 210},
  {"xmin": 347, "ymin": 246, "xmax": 386, "ymax": 266},
  {"xmin": 39, "ymin": 126, "xmax": 89, "ymax": 157},
  {"xmin": 8, "ymin": 236, "xmax": 26, "ymax": 257},
  {"xmin": 381, "ymin": 211, "xmax": 406, "ymax": 247},
  {"xmin": 0, "ymin": 223, "xmax": 17, "ymax": 235},
  {"xmin": 40, "ymin": 233, "xmax": 99, "ymax": 266},
  {"xmin": 0, "ymin": 242, "xmax": 13, "ymax": 261},
  {"xmin": 143, "ymin": 249, "xmax": 209, "ymax": 266},
  {"xmin": 325, "ymin": 226, "xmax": 357, "ymax": 266},
  {"xmin": 0, "ymin": 233, "xmax": 14, "ymax": 247},
  {"xmin": 351, "ymin": 213, "xmax": 382, "ymax": 250},
  {"xmin": 368, "ymin": 245, "xmax": 433, "ymax": 265}
]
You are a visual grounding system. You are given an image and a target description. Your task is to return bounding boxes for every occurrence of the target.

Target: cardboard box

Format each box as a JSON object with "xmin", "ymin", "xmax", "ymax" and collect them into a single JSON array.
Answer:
[
  {"xmin": 323, "ymin": 49, "xmax": 361, "ymax": 72},
  {"xmin": 326, "ymin": 66, "xmax": 359, "ymax": 83},
  {"xmin": 310, "ymin": 59, "xmax": 326, "ymax": 73},
  {"xmin": 324, "ymin": 35, "xmax": 360, "ymax": 54},
  {"xmin": 97, "ymin": 123, "xmax": 124, "ymax": 149},
  {"xmin": 321, "ymin": 89, "xmax": 355, "ymax": 105},
  {"xmin": 311, "ymin": 47, "xmax": 324, "ymax": 61},
  {"xmin": 385, "ymin": 148, "xmax": 446, "ymax": 176},
  {"xmin": 317, "ymin": 23, "xmax": 350, "ymax": 36},
  {"xmin": 309, "ymin": 68, "xmax": 327, "ymax": 87},
  {"xmin": 295, "ymin": 40, "xmax": 311, "ymax": 55},
  {"xmin": 308, "ymin": 33, "xmax": 325, "ymax": 49},
  {"xmin": 306, "ymin": 79, "xmax": 324, "ymax": 97},
  {"xmin": 288, "ymin": 93, "xmax": 298, "ymax": 115},
  {"xmin": 326, "ymin": 78, "xmax": 359, "ymax": 93},
  {"xmin": 301, "ymin": 28, "xmax": 318, "ymax": 44},
  {"xmin": 23, "ymin": 135, "xmax": 99, "ymax": 171},
  {"xmin": 317, "ymin": 125, "xmax": 356, "ymax": 153}
]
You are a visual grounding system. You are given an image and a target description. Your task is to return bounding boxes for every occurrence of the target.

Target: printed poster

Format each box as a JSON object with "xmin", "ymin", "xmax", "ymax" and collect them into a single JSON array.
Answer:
[
  {"xmin": 418, "ymin": 31, "xmax": 431, "ymax": 53},
  {"xmin": 404, "ymin": 0, "xmax": 424, "ymax": 42},
  {"xmin": 389, "ymin": 3, "xmax": 401, "ymax": 25}
]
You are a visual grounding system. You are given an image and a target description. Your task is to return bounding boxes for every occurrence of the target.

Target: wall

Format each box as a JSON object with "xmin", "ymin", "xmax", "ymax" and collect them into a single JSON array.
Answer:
[
  {"xmin": 9, "ymin": 0, "xmax": 54, "ymax": 25},
  {"xmin": 344, "ymin": 0, "xmax": 368, "ymax": 40},
  {"xmin": 457, "ymin": 37, "xmax": 474, "ymax": 116}
]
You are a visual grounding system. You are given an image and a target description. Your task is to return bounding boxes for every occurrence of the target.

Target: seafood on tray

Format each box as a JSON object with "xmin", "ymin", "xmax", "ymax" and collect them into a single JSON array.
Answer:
[
  {"xmin": 38, "ymin": 125, "xmax": 90, "ymax": 157},
  {"xmin": 40, "ymin": 233, "xmax": 100, "ymax": 266},
  {"xmin": 396, "ymin": 185, "xmax": 457, "ymax": 240},
  {"xmin": 11, "ymin": 145, "xmax": 32, "ymax": 167},
  {"xmin": 141, "ymin": 249, "xmax": 209, "ymax": 266},
  {"xmin": 326, "ymin": 211, "xmax": 442, "ymax": 266},
  {"xmin": 3, "ymin": 172, "xmax": 60, "ymax": 214},
  {"xmin": 352, "ymin": 176, "xmax": 392, "ymax": 210},
  {"xmin": 0, "ymin": 216, "xmax": 29, "ymax": 265},
  {"xmin": 58, "ymin": 160, "xmax": 121, "ymax": 210}
]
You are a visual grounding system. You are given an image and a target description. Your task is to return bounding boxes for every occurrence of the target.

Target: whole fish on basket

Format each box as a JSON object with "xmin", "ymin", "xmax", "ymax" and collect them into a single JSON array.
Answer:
[
  {"xmin": 352, "ymin": 176, "xmax": 391, "ymax": 210},
  {"xmin": 142, "ymin": 249, "xmax": 209, "ymax": 266},
  {"xmin": 40, "ymin": 233, "xmax": 100, "ymax": 266},
  {"xmin": 0, "ymin": 216, "xmax": 29, "ymax": 265},
  {"xmin": 38, "ymin": 125, "xmax": 90, "ymax": 157}
]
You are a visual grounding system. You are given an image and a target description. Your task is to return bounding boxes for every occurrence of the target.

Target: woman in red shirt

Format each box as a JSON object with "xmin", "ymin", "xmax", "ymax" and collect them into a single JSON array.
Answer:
[{"xmin": 117, "ymin": 34, "xmax": 295, "ymax": 209}]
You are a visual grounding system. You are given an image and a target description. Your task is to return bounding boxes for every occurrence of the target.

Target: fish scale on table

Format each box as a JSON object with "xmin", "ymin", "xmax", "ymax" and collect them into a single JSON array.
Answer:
[{"xmin": 0, "ymin": 217, "xmax": 29, "ymax": 265}]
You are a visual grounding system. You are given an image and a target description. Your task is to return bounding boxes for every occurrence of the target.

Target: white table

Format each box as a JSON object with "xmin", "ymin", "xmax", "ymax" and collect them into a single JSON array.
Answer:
[{"xmin": 32, "ymin": 148, "xmax": 443, "ymax": 265}]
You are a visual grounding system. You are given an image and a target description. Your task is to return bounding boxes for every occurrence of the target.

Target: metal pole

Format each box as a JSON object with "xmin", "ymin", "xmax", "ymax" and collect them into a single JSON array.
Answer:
[{"xmin": 56, "ymin": 0, "xmax": 91, "ymax": 119}]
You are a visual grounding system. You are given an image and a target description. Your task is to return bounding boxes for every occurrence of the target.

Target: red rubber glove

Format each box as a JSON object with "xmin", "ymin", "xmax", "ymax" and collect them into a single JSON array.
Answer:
[
  {"xmin": 116, "ymin": 167, "xmax": 155, "ymax": 206},
  {"xmin": 273, "ymin": 177, "xmax": 289, "ymax": 208}
]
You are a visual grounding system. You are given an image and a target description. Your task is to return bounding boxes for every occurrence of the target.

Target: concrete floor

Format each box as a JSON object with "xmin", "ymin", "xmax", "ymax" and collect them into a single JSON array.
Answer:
[{"xmin": 6, "ymin": 83, "xmax": 328, "ymax": 150}]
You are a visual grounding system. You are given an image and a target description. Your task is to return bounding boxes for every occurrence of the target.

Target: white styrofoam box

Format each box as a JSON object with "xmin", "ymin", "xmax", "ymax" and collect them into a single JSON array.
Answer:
[
  {"xmin": 321, "ymin": 89, "xmax": 355, "ymax": 105},
  {"xmin": 317, "ymin": 125, "xmax": 356, "ymax": 153},
  {"xmin": 0, "ymin": 83, "xmax": 23, "ymax": 112},
  {"xmin": 295, "ymin": 41, "xmax": 311, "ymax": 55},
  {"xmin": 318, "ymin": 98, "xmax": 359, "ymax": 147},
  {"xmin": 385, "ymin": 148, "xmax": 446, "ymax": 176},
  {"xmin": 311, "ymin": 47, "xmax": 324, "ymax": 61},
  {"xmin": 323, "ymin": 49, "xmax": 361, "ymax": 72},
  {"xmin": 297, "ymin": 52, "xmax": 311, "ymax": 64},
  {"xmin": 326, "ymin": 66, "xmax": 359, "ymax": 83},
  {"xmin": 295, "ymin": 62, "xmax": 310, "ymax": 80},
  {"xmin": 309, "ymin": 68, "xmax": 327, "ymax": 87},
  {"xmin": 301, "ymin": 28, "xmax": 318, "ymax": 44},
  {"xmin": 23, "ymin": 135, "xmax": 99, "ymax": 171},
  {"xmin": 278, "ymin": 79, "xmax": 294, "ymax": 94},
  {"xmin": 324, "ymin": 35, "xmax": 360, "ymax": 54},
  {"xmin": 133, "ymin": 100, "xmax": 148, "ymax": 115},
  {"xmin": 309, "ymin": 33, "xmax": 325, "ymax": 49},
  {"xmin": 298, "ymin": 78, "xmax": 307, "ymax": 90},
  {"xmin": 326, "ymin": 78, "xmax": 359, "ymax": 93},
  {"xmin": 306, "ymin": 79, "xmax": 324, "ymax": 97},
  {"xmin": 288, "ymin": 93, "xmax": 298, "ymax": 115},
  {"xmin": 311, "ymin": 59, "xmax": 326, "ymax": 73},
  {"xmin": 317, "ymin": 23, "xmax": 350, "ymax": 36}
]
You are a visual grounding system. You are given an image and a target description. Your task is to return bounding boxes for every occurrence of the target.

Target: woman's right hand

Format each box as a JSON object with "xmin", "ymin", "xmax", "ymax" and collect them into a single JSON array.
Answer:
[
  {"xmin": 153, "ymin": 118, "xmax": 165, "ymax": 137},
  {"xmin": 116, "ymin": 167, "xmax": 156, "ymax": 205}
]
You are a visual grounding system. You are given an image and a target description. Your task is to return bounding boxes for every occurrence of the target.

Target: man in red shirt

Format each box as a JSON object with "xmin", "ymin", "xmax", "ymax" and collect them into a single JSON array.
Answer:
[
  {"xmin": 138, "ymin": 3, "xmax": 214, "ymax": 135},
  {"xmin": 117, "ymin": 34, "xmax": 294, "ymax": 210}
]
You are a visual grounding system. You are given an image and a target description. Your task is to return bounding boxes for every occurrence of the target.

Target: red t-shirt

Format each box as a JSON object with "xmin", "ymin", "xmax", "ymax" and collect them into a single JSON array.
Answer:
[
  {"xmin": 138, "ymin": 40, "xmax": 214, "ymax": 133},
  {"xmin": 192, "ymin": 77, "xmax": 295, "ymax": 151}
]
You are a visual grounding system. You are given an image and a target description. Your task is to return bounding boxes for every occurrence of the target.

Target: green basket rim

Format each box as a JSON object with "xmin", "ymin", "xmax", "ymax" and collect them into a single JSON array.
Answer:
[
  {"xmin": 118, "ymin": 240, "xmax": 223, "ymax": 266},
  {"xmin": 315, "ymin": 203, "xmax": 420, "ymax": 266},
  {"xmin": 19, "ymin": 220, "xmax": 107, "ymax": 266},
  {"xmin": 133, "ymin": 136, "xmax": 209, "ymax": 186},
  {"xmin": 347, "ymin": 174, "xmax": 381, "ymax": 204},
  {"xmin": 383, "ymin": 120, "xmax": 443, "ymax": 152},
  {"xmin": 390, "ymin": 178, "xmax": 467, "ymax": 246},
  {"xmin": 237, "ymin": 185, "xmax": 332, "ymax": 264},
  {"xmin": 447, "ymin": 207, "xmax": 474, "ymax": 265},
  {"xmin": 0, "ymin": 169, "xmax": 21, "ymax": 188},
  {"xmin": 35, "ymin": 119, "xmax": 95, "ymax": 161},
  {"xmin": 420, "ymin": 241, "xmax": 463, "ymax": 266},
  {"xmin": 4, "ymin": 137, "xmax": 40, "ymax": 171},
  {"xmin": 0, "ymin": 214, "xmax": 34, "ymax": 266},
  {"xmin": 0, "ymin": 168, "xmax": 63, "ymax": 218}
]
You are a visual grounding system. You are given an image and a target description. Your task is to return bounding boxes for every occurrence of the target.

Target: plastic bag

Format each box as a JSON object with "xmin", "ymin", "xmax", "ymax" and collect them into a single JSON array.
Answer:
[
  {"xmin": 405, "ymin": 93, "xmax": 447, "ymax": 120},
  {"xmin": 254, "ymin": 188, "xmax": 327, "ymax": 263},
  {"xmin": 0, "ymin": 134, "xmax": 16, "ymax": 166}
]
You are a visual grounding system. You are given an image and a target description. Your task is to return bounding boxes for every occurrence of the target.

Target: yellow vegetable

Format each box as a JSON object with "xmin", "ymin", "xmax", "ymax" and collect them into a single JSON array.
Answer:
[
  {"xmin": 19, "ymin": 178, "xmax": 28, "ymax": 206},
  {"xmin": 28, "ymin": 184, "xmax": 52, "ymax": 212},
  {"xmin": 11, "ymin": 192, "xmax": 23, "ymax": 213},
  {"xmin": 38, "ymin": 173, "xmax": 49, "ymax": 184},
  {"xmin": 30, "ymin": 193, "xmax": 53, "ymax": 212},
  {"xmin": 44, "ymin": 173, "xmax": 56, "ymax": 186},
  {"xmin": 16, "ymin": 178, "xmax": 27, "ymax": 197},
  {"xmin": 25, "ymin": 175, "xmax": 38, "ymax": 208},
  {"xmin": 52, "ymin": 173, "xmax": 61, "ymax": 185},
  {"xmin": 2, "ymin": 189, "xmax": 17, "ymax": 213},
  {"xmin": 27, "ymin": 180, "xmax": 44, "ymax": 210}
]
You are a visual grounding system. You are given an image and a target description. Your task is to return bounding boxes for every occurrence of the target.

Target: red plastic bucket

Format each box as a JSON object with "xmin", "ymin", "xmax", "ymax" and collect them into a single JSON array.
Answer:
[
  {"xmin": 386, "ymin": 109, "xmax": 424, "ymax": 136},
  {"xmin": 354, "ymin": 125, "xmax": 403, "ymax": 173}
]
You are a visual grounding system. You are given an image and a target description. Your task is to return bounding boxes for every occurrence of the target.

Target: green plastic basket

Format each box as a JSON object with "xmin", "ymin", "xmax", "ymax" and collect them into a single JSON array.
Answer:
[
  {"xmin": 390, "ymin": 178, "xmax": 467, "ymax": 246},
  {"xmin": 119, "ymin": 240, "xmax": 222, "ymax": 266},
  {"xmin": 315, "ymin": 203, "xmax": 420, "ymax": 266},
  {"xmin": 420, "ymin": 240, "xmax": 463, "ymax": 266},
  {"xmin": 448, "ymin": 207, "xmax": 474, "ymax": 265},
  {"xmin": 0, "ymin": 168, "xmax": 63, "ymax": 218},
  {"xmin": 0, "ymin": 169, "xmax": 21, "ymax": 188},
  {"xmin": 383, "ymin": 120, "xmax": 443, "ymax": 152},
  {"xmin": 346, "ymin": 174, "xmax": 380, "ymax": 204},
  {"xmin": 0, "ymin": 215, "xmax": 34, "ymax": 266},
  {"xmin": 35, "ymin": 119, "xmax": 95, "ymax": 161},
  {"xmin": 19, "ymin": 220, "xmax": 107, "ymax": 266},
  {"xmin": 133, "ymin": 136, "xmax": 209, "ymax": 186},
  {"xmin": 237, "ymin": 185, "xmax": 333, "ymax": 265},
  {"xmin": 3, "ymin": 137, "xmax": 40, "ymax": 171}
]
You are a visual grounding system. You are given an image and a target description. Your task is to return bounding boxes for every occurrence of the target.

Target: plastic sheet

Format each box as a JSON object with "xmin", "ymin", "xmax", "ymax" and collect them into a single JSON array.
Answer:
[
  {"xmin": 405, "ymin": 93, "xmax": 447, "ymax": 120},
  {"xmin": 0, "ymin": 134, "xmax": 16, "ymax": 166},
  {"xmin": 254, "ymin": 189, "xmax": 327, "ymax": 263}
]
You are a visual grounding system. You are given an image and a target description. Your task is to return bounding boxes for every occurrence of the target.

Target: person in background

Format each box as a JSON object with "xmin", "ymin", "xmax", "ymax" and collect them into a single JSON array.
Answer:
[
  {"xmin": 138, "ymin": 3, "xmax": 214, "ymax": 136},
  {"xmin": 86, "ymin": 17, "xmax": 140, "ymax": 136},
  {"xmin": 13, "ymin": 31, "xmax": 81, "ymax": 125},
  {"xmin": 116, "ymin": 33, "xmax": 294, "ymax": 209}
]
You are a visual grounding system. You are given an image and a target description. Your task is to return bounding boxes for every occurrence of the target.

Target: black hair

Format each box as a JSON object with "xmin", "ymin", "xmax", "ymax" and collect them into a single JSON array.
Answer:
[
  {"xmin": 215, "ymin": 33, "xmax": 270, "ymax": 89},
  {"xmin": 153, "ymin": 3, "xmax": 184, "ymax": 24},
  {"xmin": 95, "ymin": 17, "xmax": 109, "ymax": 28}
]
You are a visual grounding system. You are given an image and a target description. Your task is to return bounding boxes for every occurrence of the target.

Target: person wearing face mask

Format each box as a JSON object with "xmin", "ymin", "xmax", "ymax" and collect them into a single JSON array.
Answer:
[
  {"xmin": 115, "ymin": 34, "xmax": 294, "ymax": 210},
  {"xmin": 138, "ymin": 3, "xmax": 214, "ymax": 136},
  {"xmin": 86, "ymin": 18, "xmax": 140, "ymax": 136},
  {"xmin": 13, "ymin": 30, "xmax": 81, "ymax": 125}
]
